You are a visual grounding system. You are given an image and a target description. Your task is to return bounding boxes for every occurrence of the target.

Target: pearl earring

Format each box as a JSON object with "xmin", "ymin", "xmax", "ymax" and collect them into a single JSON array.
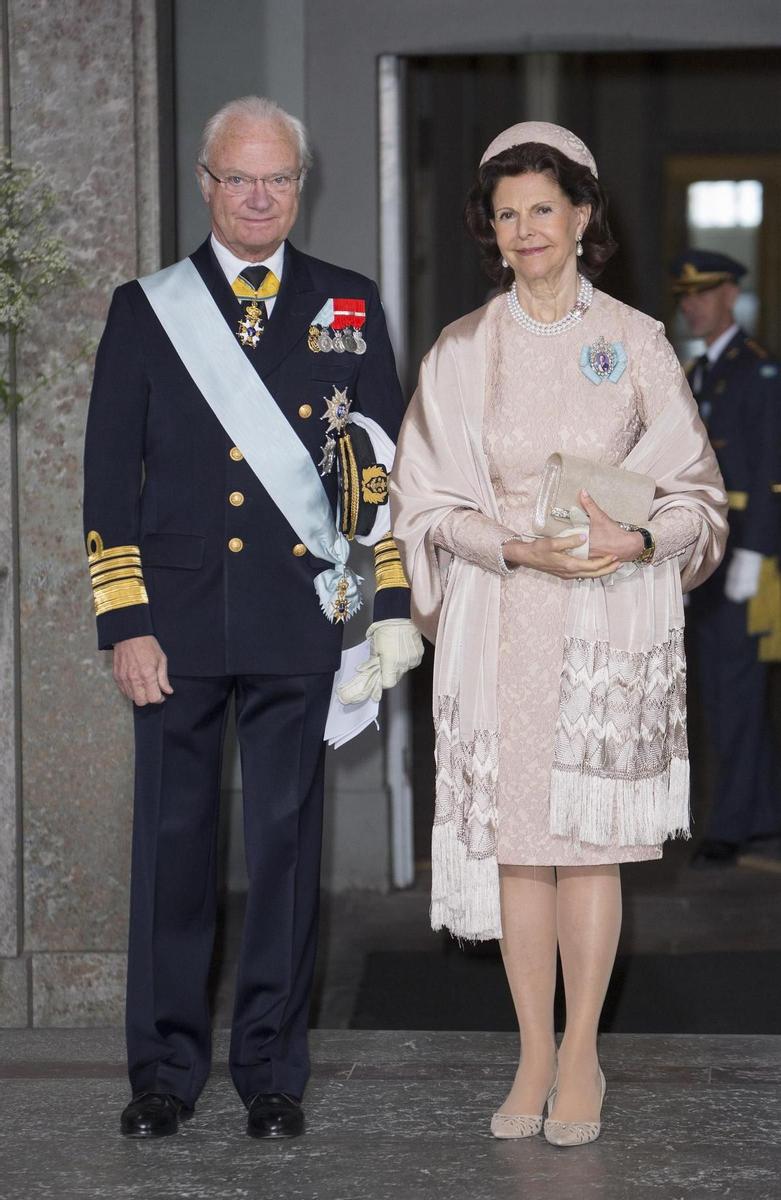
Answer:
[
  {"xmin": 501, "ymin": 256, "xmax": 509, "ymax": 269},
  {"xmin": 576, "ymin": 237, "xmax": 584, "ymax": 258}
]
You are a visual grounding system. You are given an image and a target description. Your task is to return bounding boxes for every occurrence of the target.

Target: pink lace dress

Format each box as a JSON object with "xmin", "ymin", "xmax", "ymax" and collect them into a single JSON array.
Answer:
[{"xmin": 434, "ymin": 289, "xmax": 701, "ymax": 865}]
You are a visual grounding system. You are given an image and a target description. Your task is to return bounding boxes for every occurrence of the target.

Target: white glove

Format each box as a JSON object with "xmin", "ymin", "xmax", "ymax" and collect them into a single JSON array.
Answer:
[
  {"xmin": 724, "ymin": 547, "xmax": 763, "ymax": 603},
  {"xmin": 336, "ymin": 618, "xmax": 424, "ymax": 705}
]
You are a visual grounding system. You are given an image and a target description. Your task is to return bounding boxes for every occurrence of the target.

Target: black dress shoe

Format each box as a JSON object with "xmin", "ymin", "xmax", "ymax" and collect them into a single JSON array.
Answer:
[
  {"xmin": 120, "ymin": 1092, "xmax": 194, "ymax": 1138},
  {"xmin": 689, "ymin": 839, "xmax": 738, "ymax": 869},
  {"xmin": 247, "ymin": 1092, "xmax": 304, "ymax": 1139}
]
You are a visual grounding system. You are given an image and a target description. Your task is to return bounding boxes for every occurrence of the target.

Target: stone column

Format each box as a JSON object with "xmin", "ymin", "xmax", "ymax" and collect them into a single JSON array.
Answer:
[{"xmin": 0, "ymin": 0, "xmax": 163, "ymax": 1026}]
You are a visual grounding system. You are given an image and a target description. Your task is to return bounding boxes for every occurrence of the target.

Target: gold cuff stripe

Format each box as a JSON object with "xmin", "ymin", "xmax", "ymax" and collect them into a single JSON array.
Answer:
[
  {"xmin": 89, "ymin": 546, "xmax": 141, "ymax": 564},
  {"xmin": 86, "ymin": 532, "xmax": 142, "ymax": 565},
  {"xmin": 92, "ymin": 578, "xmax": 149, "ymax": 616},
  {"xmin": 90, "ymin": 557, "xmax": 142, "ymax": 581},
  {"xmin": 727, "ymin": 491, "xmax": 749, "ymax": 511},
  {"xmin": 86, "ymin": 531, "xmax": 149, "ymax": 616},
  {"xmin": 376, "ymin": 562, "xmax": 410, "ymax": 591},
  {"xmin": 771, "ymin": 484, "xmax": 781, "ymax": 494},
  {"xmin": 92, "ymin": 567, "xmax": 145, "ymax": 589},
  {"xmin": 89, "ymin": 561, "xmax": 142, "ymax": 585},
  {"xmin": 374, "ymin": 535, "xmax": 410, "ymax": 590}
]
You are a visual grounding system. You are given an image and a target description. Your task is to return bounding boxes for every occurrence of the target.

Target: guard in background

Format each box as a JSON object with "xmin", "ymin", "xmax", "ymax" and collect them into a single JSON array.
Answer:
[
  {"xmin": 672, "ymin": 250, "xmax": 781, "ymax": 867},
  {"xmin": 83, "ymin": 96, "xmax": 422, "ymax": 1140}
]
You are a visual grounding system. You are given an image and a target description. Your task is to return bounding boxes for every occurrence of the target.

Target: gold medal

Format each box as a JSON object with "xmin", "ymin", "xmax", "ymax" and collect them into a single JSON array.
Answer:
[
  {"xmin": 332, "ymin": 574, "xmax": 350, "ymax": 623},
  {"xmin": 237, "ymin": 302, "xmax": 265, "ymax": 349}
]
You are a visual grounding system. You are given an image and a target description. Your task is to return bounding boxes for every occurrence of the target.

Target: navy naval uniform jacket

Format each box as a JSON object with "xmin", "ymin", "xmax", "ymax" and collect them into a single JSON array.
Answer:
[
  {"xmin": 84, "ymin": 238, "xmax": 409, "ymax": 673},
  {"xmin": 82, "ymin": 238, "xmax": 409, "ymax": 1107},
  {"xmin": 687, "ymin": 327, "xmax": 781, "ymax": 843}
]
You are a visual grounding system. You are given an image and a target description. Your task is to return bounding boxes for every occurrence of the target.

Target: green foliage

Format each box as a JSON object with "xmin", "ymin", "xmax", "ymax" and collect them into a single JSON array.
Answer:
[{"xmin": 0, "ymin": 158, "xmax": 76, "ymax": 414}]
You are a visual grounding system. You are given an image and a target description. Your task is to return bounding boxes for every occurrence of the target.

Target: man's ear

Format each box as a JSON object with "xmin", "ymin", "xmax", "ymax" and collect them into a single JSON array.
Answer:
[{"xmin": 196, "ymin": 167, "xmax": 210, "ymax": 205}]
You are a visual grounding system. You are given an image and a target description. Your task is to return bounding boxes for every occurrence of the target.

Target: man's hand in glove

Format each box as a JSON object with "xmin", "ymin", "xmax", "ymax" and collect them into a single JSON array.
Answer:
[
  {"xmin": 336, "ymin": 618, "xmax": 424, "ymax": 705},
  {"xmin": 724, "ymin": 547, "xmax": 763, "ymax": 603}
]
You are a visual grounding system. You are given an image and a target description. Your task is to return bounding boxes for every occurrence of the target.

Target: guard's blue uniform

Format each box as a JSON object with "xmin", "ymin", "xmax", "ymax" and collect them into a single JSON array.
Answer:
[
  {"xmin": 83, "ymin": 238, "xmax": 409, "ymax": 1107},
  {"xmin": 687, "ymin": 328, "xmax": 781, "ymax": 845}
]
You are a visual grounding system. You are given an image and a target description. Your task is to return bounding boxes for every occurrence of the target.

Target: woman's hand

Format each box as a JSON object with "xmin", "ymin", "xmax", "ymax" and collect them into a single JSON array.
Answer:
[
  {"xmin": 504, "ymin": 532, "xmax": 618, "ymax": 579},
  {"xmin": 578, "ymin": 490, "xmax": 644, "ymax": 562}
]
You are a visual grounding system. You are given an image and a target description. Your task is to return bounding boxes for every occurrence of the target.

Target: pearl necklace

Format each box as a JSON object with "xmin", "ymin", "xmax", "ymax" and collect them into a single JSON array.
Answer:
[{"xmin": 506, "ymin": 274, "xmax": 593, "ymax": 337}]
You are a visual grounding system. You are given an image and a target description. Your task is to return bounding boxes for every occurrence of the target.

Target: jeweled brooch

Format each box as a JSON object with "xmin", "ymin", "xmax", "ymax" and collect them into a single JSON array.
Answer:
[{"xmin": 579, "ymin": 337, "xmax": 627, "ymax": 385}]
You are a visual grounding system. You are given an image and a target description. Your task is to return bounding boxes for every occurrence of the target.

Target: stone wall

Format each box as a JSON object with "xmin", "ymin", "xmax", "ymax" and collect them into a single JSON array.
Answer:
[{"xmin": 0, "ymin": 0, "xmax": 162, "ymax": 1026}]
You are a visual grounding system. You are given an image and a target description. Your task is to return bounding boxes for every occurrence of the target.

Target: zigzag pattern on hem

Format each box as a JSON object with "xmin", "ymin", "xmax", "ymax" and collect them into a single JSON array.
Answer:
[
  {"xmin": 434, "ymin": 694, "xmax": 499, "ymax": 860},
  {"xmin": 550, "ymin": 628, "xmax": 690, "ymax": 846}
]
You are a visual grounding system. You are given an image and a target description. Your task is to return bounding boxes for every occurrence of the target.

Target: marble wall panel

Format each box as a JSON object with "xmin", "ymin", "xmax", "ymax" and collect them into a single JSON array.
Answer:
[
  {"xmin": 0, "ymin": 17, "xmax": 20, "ymax": 963},
  {"xmin": 6, "ymin": 0, "xmax": 159, "ymax": 957},
  {"xmin": 0, "ymin": 407, "xmax": 19, "ymax": 959},
  {"xmin": 0, "ymin": 957, "xmax": 28, "ymax": 1026},
  {"xmin": 31, "ymin": 953, "xmax": 125, "ymax": 1027}
]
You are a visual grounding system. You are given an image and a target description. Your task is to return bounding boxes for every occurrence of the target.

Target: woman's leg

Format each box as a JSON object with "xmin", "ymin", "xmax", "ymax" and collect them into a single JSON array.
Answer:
[
  {"xmin": 496, "ymin": 865, "xmax": 559, "ymax": 1114},
  {"xmin": 552, "ymin": 864, "xmax": 622, "ymax": 1121}
]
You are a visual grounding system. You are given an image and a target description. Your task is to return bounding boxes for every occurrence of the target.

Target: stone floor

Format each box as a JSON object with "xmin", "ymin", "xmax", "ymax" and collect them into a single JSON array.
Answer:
[
  {"xmin": 0, "ymin": 1028, "xmax": 779, "ymax": 1199},
  {"xmin": 212, "ymin": 838, "xmax": 781, "ymax": 1028},
  {"xmin": 4, "ymin": 832, "xmax": 781, "ymax": 1197}
]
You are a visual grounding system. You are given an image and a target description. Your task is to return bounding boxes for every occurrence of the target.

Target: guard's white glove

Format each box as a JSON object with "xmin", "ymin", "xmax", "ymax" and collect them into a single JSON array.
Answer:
[
  {"xmin": 725, "ymin": 548, "xmax": 763, "ymax": 603},
  {"xmin": 336, "ymin": 618, "xmax": 424, "ymax": 705}
]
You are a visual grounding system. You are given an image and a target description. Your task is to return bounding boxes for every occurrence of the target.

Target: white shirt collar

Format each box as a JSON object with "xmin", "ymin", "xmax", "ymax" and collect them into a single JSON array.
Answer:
[
  {"xmin": 209, "ymin": 233, "xmax": 286, "ymax": 288},
  {"xmin": 707, "ymin": 322, "xmax": 739, "ymax": 365}
]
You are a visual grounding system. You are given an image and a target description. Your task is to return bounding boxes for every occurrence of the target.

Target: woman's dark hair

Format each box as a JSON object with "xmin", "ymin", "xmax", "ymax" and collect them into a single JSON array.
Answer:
[{"xmin": 464, "ymin": 142, "xmax": 617, "ymax": 288}]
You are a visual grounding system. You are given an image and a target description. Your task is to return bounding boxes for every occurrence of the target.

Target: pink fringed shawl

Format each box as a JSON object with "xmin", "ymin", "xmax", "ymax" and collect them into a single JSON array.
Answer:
[{"xmin": 390, "ymin": 304, "xmax": 728, "ymax": 940}]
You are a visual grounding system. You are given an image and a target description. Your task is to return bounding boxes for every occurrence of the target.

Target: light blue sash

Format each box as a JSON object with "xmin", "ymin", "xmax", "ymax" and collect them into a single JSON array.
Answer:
[{"xmin": 139, "ymin": 258, "xmax": 360, "ymax": 622}]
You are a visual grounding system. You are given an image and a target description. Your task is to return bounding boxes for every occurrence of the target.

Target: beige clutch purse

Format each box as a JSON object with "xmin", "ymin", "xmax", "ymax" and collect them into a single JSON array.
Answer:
[{"xmin": 533, "ymin": 452, "xmax": 655, "ymax": 537}]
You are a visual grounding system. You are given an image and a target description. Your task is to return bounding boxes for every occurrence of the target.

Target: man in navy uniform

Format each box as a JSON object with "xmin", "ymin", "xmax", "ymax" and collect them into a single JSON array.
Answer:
[
  {"xmin": 671, "ymin": 250, "xmax": 781, "ymax": 868},
  {"xmin": 83, "ymin": 96, "xmax": 421, "ymax": 1139}
]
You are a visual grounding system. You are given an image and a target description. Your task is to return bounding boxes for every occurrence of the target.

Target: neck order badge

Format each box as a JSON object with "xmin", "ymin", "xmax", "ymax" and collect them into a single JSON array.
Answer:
[{"xmin": 231, "ymin": 267, "xmax": 281, "ymax": 349}]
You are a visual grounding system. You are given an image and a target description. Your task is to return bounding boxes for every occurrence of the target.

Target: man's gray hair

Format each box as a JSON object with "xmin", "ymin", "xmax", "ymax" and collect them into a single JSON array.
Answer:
[{"xmin": 198, "ymin": 95, "xmax": 312, "ymax": 184}]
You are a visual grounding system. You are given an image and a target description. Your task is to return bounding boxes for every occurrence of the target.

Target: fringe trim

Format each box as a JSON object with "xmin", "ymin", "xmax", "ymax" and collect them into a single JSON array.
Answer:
[
  {"xmin": 430, "ymin": 822, "xmax": 502, "ymax": 941},
  {"xmin": 549, "ymin": 755, "xmax": 691, "ymax": 846}
]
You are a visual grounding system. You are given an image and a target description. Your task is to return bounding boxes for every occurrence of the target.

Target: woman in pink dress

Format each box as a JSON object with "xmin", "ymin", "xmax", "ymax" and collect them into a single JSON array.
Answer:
[{"xmin": 391, "ymin": 123, "xmax": 727, "ymax": 1147}]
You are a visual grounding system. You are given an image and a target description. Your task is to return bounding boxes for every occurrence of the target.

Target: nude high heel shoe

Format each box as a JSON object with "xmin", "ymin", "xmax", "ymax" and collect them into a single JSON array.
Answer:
[
  {"xmin": 490, "ymin": 1076, "xmax": 558, "ymax": 1140},
  {"xmin": 543, "ymin": 1068, "xmax": 606, "ymax": 1147}
]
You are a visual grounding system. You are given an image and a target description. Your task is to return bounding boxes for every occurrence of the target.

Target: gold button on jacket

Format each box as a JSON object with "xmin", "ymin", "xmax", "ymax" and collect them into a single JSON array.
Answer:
[
  {"xmin": 229, "ymin": 446, "xmax": 244, "ymax": 461},
  {"xmin": 229, "ymin": 491, "xmax": 245, "ymax": 506},
  {"xmin": 292, "ymin": 543, "xmax": 307, "ymax": 557},
  {"xmin": 228, "ymin": 537, "xmax": 244, "ymax": 553},
  {"xmin": 298, "ymin": 404, "xmax": 313, "ymax": 419}
]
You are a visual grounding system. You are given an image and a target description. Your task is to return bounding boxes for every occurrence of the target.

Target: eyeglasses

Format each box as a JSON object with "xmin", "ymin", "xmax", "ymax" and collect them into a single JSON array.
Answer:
[{"xmin": 198, "ymin": 163, "xmax": 302, "ymax": 196}]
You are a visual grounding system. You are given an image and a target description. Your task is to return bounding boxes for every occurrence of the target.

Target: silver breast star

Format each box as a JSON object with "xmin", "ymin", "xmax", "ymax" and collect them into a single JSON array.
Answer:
[{"xmin": 321, "ymin": 386, "xmax": 351, "ymax": 435}]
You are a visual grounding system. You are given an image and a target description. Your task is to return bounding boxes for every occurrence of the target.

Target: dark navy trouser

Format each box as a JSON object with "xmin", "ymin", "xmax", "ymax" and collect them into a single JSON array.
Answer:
[
  {"xmin": 126, "ymin": 671, "xmax": 332, "ymax": 1108},
  {"xmin": 691, "ymin": 594, "xmax": 779, "ymax": 843}
]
